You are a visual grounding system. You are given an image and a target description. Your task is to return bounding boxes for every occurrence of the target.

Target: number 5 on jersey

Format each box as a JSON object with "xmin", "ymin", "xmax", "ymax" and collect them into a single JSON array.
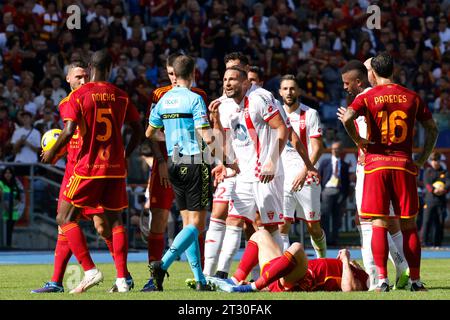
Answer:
[{"xmin": 96, "ymin": 108, "xmax": 112, "ymax": 141}]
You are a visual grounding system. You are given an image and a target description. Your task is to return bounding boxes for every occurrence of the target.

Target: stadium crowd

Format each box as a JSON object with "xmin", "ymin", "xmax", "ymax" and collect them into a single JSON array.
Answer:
[{"xmin": 0, "ymin": 0, "xmax": 449, "ymax": 250}]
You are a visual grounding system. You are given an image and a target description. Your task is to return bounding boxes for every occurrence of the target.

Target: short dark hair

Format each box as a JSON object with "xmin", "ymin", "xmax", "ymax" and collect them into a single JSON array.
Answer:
[
  {"xmin": 280, "ymin": 74, "xmax": 299, "ymax": 87},
  {"xmin": 371, "ymin": 52, "xmax": 394, "ymax": 78},
  {"xmin": 430, "ymin": 151, "xmax": 441, "ymax": 161},
  {"xmin": 225, "ymin": 65, "xmax": 247, "ymax": 79},
  {"xmin": 166, "ymin": 52, "xmax": 184, "ymax": 67},
  {"xmin": 21, "ymin": 111, "xmax": 33, "ymax": 118},
  {"xmin": 172, "ymin": 55, "xmax": 195, "ymax": 80},
  {"xmin": 90, "ymin": 50, "xmax": 113, "ymax": 73},
  {"xmin": 224, "ymin": 52, "xmax": 249, "ymax": 66},
  {"xmin": 341, "ymin": 60, "xmax": 368, "ymax": 79},
  {"xmin": 67, "ymin": 60, "xmax": 87, "ymax": 73},
  {"xmin": 248, "ymin": 66, "xmax": 264, "ymax": 81}
]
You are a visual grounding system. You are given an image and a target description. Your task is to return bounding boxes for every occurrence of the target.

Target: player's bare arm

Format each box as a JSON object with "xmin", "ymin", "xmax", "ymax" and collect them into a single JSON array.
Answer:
[
  {"xmin": 342, "ymin": 108, "xmax": 372, "ymax": 152},
  {"xmin": 145, "ymin": 124, "xmax": 173, "ymax": 187},
  {"xmin": 337, "ymin": 249, "xmax": 364, "ymax": 292},
  {"xmin": 125, "ymin": 120, "xmax": 143, "ymax": 159},
  {"xmin": 336, "ymin": 106, "xmax": 346, "ymax": 122},
  {"xmin": 208, "ymin": 99, "xmax": 221, "ymax": 124},
  {"xmin": 150, "ymin": 139, "xmax": 171, "ymax": 189},
  {"xmin": 197, "ymin": 126, "xmax": 227, "ymax": 186},
  {"xmin": 145, "ymin": 124, "xmax": 159, "ymax": 139},
  {"xmin": 288, "ymin": 129, "xmax": 320, "ymax": 191},
  {"xmin": 414, "ymin": 118, "xmax": 439, "ymax": 167},
  {"xmin": 41, "ymin": 120, "xmax": 76, "ymax": 164},
  {"xmin": 262, "ymin": 113, "xmax": 289, "ymax": 184}
]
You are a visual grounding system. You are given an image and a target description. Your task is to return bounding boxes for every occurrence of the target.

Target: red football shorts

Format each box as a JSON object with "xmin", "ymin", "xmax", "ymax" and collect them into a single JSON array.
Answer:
[
  {"xmin": 62, "ymin": 175, "xmax": 128, "ymax": 211},
  {"xmin": 149, "ymin": 142, "xmax": 174, "ymax": 210},
  {"xmin": 59, "ymin": 170, "xmax": 104, "ymax": 218},
  {"xmin": 360, "ymin": 169, "xmax": 419, "ymax": 219}
]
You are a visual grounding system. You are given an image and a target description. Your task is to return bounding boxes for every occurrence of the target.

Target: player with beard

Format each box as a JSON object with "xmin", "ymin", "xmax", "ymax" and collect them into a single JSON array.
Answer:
[{"xmin": 278, "ymin": 74, "xmax": 326, "ymax": 258}]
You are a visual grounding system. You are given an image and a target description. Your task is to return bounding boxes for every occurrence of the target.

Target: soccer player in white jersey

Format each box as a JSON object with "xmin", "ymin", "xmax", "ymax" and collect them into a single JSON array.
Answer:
[
  {"xmin": 278, "ymin": 74, "xmax": 327, "ymax": 258},
  {"xmin": 338, "ymin": 59, "xmax": 409, "ymax": 290},
  {"xmin": 203, "ymin": 53, "xmax": 251, "ymax": 278},
  {"xmin": 209, "ymin": 66, "xmax": 319, "ymax": 280}
]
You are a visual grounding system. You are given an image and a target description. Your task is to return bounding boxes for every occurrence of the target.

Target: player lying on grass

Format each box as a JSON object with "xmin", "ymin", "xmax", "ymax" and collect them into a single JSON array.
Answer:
[{"xmin": 188, "ymin": 229, "xmax": 369, "ymax": 292}]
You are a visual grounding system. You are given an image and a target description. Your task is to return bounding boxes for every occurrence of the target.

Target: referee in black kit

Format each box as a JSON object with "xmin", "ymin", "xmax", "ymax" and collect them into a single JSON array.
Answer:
[{"xmin": 145, "ymin": 54, "xmax": 225, "ymax": 291}]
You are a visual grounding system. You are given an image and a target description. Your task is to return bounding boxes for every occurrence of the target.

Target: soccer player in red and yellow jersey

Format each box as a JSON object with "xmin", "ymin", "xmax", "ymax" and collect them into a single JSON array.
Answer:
[
  {"xmin": 207, "ymin": 229, "xmax": 368, "ymax": 293},
  {"xmin": 342, "ymin": 52, "xmax": 439, "ymax": 292},
  {"xmin": 141, "ymin": 52, "xmax": 208, "ymax": 292},
  {"xmin": 32, "ymin": 61, "xmax": 134, "ymax": 294},
  {"xmin": 42, "ymin": 50, "xmax": 143, "ymax": 293}
]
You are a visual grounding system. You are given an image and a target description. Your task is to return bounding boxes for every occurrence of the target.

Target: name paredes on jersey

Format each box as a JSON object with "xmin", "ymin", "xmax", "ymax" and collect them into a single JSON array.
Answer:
[{"xmin": 373, "ymin": 94, "xmax": 407, "ymax": 104}]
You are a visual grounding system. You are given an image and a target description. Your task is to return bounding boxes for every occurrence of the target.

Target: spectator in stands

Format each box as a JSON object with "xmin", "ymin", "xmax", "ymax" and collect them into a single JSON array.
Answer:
[
  {"xmin": 298, "ymin": 63, "xmax": 326, "ymax": 109},
  {"xmin": 421, "ymin": 151, "xmax": 450, "ymax": 247},
  {"xmin": 319, "ymin": 141, "xmax": 350, "ymax": 246},
  {"xmin": 10, "ymin": 111, "xmax": 41, "ymax": 173},
  {"xmin": 50, "ymin": 76, "xmax": 66, "ymax": 106},
  {"xmin": 322, "ymin": 55, "xmax": 344, "ymax": 105},
  {"xmin": 34, "ymin": 106, "xmax": 60, "ymax": 133},
  {"xmin": 0, "ymin": 166, "xmax": 25, "ymax": 248},
  {"xmin": 0, "ymin": 104, "xmax": 14, "ymax": 161},
  {"xmin": 434, "ymin": 88, "xmax": 450, "ymax": 113}
]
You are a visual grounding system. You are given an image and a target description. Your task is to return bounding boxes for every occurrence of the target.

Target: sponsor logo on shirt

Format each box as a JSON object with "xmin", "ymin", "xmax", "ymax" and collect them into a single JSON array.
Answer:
[{"xmin": 164, "ymin": 98, "xmax": 179, "ymax": 108}]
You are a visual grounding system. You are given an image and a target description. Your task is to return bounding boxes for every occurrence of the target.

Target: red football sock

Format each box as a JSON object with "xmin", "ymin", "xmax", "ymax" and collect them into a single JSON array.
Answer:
[
  {"xmin": 402, "ymin": 228, "xmax": 421, "ymax": 281},
  {"xmin": 254, "ymin": 251, "xmax": 297, "ymax": 290},
  {"xmin": 51, "ymin": 234, "xmax": 72, "ymax": 283},
  {"xmin": 61, "ymin": 222, "xmax": 95, "ymax": 271},
  {"xmin": 112, "ymin": 225, "xmax": 129, "ymax": 278},
  {"xmin": 371, "ymin": 225, "xmax": 388, "ymax": 280},
  {"xmin": 104, "ymin": 236, "xmax": 114, "ymax": 260},
  {"xmin": 198, "ymin": 233, "xmax": 205, "ymax": 270},
  {"xmin": 148, "ymin": 232, "xmax": 165, "ymax": 262},
  {"xmin": 234, "ymin": 240, "xmax": 259, "ymax": 283}
]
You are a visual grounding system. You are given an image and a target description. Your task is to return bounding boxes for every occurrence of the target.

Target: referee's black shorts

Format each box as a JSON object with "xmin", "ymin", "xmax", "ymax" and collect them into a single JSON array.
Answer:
[{"xmin": 168, "ymin": 156, "xmax": 212, "ymax": 212}]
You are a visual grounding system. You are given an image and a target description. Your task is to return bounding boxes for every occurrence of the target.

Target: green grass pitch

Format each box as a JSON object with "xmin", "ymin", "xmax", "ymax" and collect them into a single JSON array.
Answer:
[{"xmin": 0, "ymin": 259, "xmax": 449, "ymax": 300}]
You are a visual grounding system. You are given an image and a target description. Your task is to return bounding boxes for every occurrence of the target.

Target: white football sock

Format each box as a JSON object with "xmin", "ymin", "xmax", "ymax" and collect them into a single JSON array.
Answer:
[
  {"xmin": 280, "ymin": 232, "xmax": 290, "ymax": 252},
  {"xmin": 216, "ymin": 225, "xmax": 242, "ymax": 275},
  {"xmin": 84, "ymin": 268, "xmax": 98, "ymax": 278},
  {"xmin": 388, "ymin": 231, "xmax": 409, "ymax": 275},
  {"xmin": 203, "ymin": 218, "xmax": 226, "ymax": 276},
  {"xmin": 270, "ymin": 229, "xmax": 284, "ymax": 251},
  {"xmin": 310, "ymin": 229, "xmax": 327, "ymax": 258},
  {"xmin": 359, "ymin": 222, "xmax": 378, "ymax": 289},
  {"xmin": 390, "ymin": 231, "xmax": 408, "ymax": 269}
]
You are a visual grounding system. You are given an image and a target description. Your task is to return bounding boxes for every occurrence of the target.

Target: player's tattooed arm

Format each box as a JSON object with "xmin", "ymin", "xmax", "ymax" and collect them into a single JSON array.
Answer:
[
  {"xmin": 342, "ymin": 108, "xmax": 372, "ymax": 153},
  {"xmin": 415, "ymin": 118, "xmax": 439, "ymax": 167}
]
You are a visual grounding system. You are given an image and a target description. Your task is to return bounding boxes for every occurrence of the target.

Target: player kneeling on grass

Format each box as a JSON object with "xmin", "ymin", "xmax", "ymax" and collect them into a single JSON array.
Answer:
[{"xmin": 204, "ymin": 229, "xmax": 368, "ymax": 292}]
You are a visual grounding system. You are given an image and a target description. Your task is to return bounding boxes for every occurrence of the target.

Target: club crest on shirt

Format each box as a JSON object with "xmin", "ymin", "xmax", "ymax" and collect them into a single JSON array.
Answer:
[
  {"xmin": 267, "ymin": 211, "xmax": 274, "ymax": 220},
  {"xmin": 308, "ymin": 211, "xmax": 316, "ymax": 219},
  {"xmin": 300, "ymin": 119, "xmax": 306, "ymax": 130}
]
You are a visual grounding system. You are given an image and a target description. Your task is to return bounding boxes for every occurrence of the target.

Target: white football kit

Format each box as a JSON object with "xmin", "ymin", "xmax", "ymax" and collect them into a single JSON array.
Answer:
[
  {"xmin": 213, "ymin": 95, "xmax": 236, "ymax": 204},
  {"xmin": 281, "ymin": 103, "xmax": 322, "ymax": 222},
  {"xmin": 223, "ymin": 87, "xmax": 288, "ymax": 226}
]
